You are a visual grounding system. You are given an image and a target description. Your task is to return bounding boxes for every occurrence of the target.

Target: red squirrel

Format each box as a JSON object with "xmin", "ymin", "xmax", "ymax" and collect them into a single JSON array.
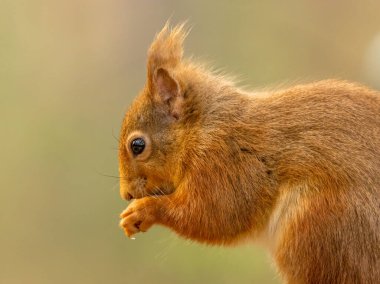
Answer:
[{"xmin": 118, "ymin": 23, "xmax": 380, "ymax": 283}]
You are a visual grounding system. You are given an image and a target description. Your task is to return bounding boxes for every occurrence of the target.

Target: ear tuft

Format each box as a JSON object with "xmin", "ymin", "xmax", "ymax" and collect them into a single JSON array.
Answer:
[{"xmin": 147, "ymin": 22, "xmax": 189, "ymax": 92}]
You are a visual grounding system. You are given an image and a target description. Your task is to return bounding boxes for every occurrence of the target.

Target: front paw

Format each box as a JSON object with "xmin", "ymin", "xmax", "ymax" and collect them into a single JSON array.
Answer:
[{"xmin": 119, "ymin": 197, "xmax": 159, "ymax": 238}]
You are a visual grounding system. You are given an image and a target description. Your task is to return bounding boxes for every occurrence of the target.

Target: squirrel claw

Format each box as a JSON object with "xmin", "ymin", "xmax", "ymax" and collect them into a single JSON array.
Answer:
[{"xmin": 119, "ymin": 216, "xmax": 140, "ymax": 237}]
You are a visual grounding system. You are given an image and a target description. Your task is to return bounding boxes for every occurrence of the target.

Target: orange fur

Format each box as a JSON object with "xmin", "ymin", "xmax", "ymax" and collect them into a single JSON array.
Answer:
[{"xmin": 119, "ymin": 24, "xmax": 380, "ymax": 283}]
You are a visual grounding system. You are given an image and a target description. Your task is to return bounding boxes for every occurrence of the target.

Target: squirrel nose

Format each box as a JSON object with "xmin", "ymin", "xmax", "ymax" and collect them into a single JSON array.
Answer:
[
  {"xmin": 121, "ymin": 191, "xmax": 134, "ymax": 201},
  {"xmin": 120, "ymin": 185, "xmax": 134, "ymax": 200},
  {"xmin": 126, "ymin": 193, "xmax": 134, "ymax": 200},
  {"xmin": 120, "ymin": 177, "xmax": 134, "ymax": 200}
]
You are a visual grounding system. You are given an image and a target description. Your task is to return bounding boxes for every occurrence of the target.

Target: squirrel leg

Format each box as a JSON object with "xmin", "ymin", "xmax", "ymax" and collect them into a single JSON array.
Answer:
[
  {"xmin": 119, "ymin": 191, "xmax": 187, "ymax": 238},
  {"xmin": 120, "ymin": 182, "xmax": 258, "ymax": 244},
  {"xmin": 119, "ymin": 191, "xmax": 195, "ymax": 239}
]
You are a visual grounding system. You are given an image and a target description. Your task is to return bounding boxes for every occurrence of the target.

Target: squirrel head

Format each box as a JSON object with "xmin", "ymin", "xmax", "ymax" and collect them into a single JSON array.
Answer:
[
  {"xmin": 119, "ymin": 24, "xmax": 276, "ymax": 243},
  {"xmin": 119, "ymin": 23, "xmax": 193, "ymax": 200}
]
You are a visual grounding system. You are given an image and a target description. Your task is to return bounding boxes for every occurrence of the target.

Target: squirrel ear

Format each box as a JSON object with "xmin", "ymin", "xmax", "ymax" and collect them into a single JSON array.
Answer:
[
  {"xmin": 155, "ymin": 68, "xmax": 178, "ymax": 101},
  {"xmin": 147, "ymin": 23, "xmax": 187, "ymax": 92},
  {"xmin": 146, "ymin": 23, "xmax": 188, "ymax": 119},
  {"xmin": 154, "ymin": 68, "xmax": 183, "ymax": 119}
]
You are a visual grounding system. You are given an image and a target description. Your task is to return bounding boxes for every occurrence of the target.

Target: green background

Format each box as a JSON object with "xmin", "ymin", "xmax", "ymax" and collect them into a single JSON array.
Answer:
[{"xmin": 1, "ymin": 1, "xmax": 380, "ymax": 283}]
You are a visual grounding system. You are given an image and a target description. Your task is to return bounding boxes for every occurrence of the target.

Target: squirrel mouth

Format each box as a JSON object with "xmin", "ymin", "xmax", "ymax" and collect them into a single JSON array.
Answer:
[
  {"xmin": 127, "ymin": 188, "xmax": 172, "ymax": 201},
  {"xmin": 126, "ymin": 193, "xmax": 134, "ymax": 200}
]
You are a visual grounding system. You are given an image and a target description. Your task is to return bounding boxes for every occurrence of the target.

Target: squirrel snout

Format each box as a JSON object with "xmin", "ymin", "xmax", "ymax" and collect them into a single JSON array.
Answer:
[
  {"xmin": 121, "ymin": 192, "xmax": 134, "ymax": 201},
  {"xmin": 120, "ymin": 184, "xmax": 134, "ymax": 200},
  {"xmin": 120, "ymin": 176, "xmax": 148, "ymax": 201},
  {"xmin": 119, "ymin": 178, "xmax": 133, "ymax": 200}
]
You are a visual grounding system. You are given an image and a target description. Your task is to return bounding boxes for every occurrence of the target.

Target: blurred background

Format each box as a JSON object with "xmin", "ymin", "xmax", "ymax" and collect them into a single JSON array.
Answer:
[{"xmin": 1, "ymin": 1, "xmax": 379, "ymax": 283}]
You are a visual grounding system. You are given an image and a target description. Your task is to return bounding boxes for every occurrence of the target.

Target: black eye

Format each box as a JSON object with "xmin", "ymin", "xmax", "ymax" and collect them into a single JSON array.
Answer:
[{"xmin": 131, "ymin": 138, "xmax": 145, "ymax": 155}]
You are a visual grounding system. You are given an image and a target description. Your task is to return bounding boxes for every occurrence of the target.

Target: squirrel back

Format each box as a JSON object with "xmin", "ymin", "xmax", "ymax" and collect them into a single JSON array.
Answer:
[{"xmin": 119, "ymin": 24, "xmax": 380, "ymax": 283}]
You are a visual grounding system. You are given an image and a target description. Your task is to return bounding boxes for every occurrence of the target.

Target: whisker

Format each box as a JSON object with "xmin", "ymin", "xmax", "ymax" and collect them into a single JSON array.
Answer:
[
  {"xmin": 99, "ymin": 173, "xmax": 122, "ymax": 179},
  {"xmin": 95, "ymin": 170, "xmax": 127, "ymax": 180},
  {"xmin": 154, "ymin": 186, "xmax": 175, "ymax": 206},
  {"xmin": 112, "ymin": 129, "xmax": 120, "ymax": 143}
]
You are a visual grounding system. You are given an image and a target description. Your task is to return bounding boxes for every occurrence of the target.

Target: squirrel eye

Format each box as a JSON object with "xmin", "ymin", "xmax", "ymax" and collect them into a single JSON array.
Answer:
[{"xmin": 131, "ymin": 138, "xmax": 145, "ymax": 156}]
